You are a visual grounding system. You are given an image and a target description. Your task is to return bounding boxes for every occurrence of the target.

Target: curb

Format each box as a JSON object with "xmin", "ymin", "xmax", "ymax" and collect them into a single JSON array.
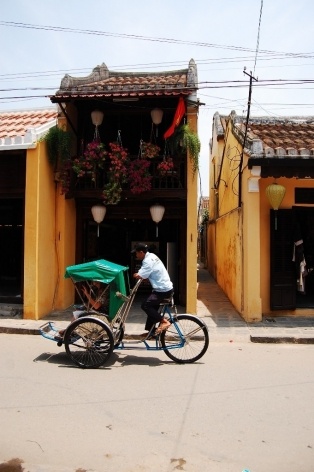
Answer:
[
  {"xmin": 250, "ymin": 335, "xmax": 314, "ymax": 344},
  {"xmin": 0, "ymin": 326, "xmax": 40, "ymax": 335},
  {"xmin": 0, "ymin": 325, "xmax": 154, "ymax": 341}
]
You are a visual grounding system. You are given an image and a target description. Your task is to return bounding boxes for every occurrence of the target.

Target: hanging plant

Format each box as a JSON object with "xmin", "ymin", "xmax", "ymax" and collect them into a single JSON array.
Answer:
[
  {"xmin": 128, "ymin": 158, "xmax": 152, "ymax": 194},
  {"xmin": 166, "ymin": 123, "xmax": 200, "ymax": 175},
  {"xmin": 56, "ymin": 160, "xmax": 73, "ymax": 195},
  {"xmin": 43, "ymin": 125, "xmax": 71, "ymax": 168},
  {"xmin": 157, "ymin": 156, "xmax": 174, "ymax": 176},
  {"xmin": 140, "ymin": 141, "xmax": 161, "ymax": 159},
  {"xmin": 102, "ymin": 179, "xmax": 123, "ymax": 205},
  {"xmin": 42, "ymin": 125, "xmax": 72, "ymax": 195},
  {"xmin": 72, "ymin": 140, "xmax": 107, "ymax": 181},
  {"xmin": 101, "ymin": 141, "xmax": 129, "ymax": 205},
  {"xmin": 107, "ymin": 141, "xmax": 129, "ymax": 182}
]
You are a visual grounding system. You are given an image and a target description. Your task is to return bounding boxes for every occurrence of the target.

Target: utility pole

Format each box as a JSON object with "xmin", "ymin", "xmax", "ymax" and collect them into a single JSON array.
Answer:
[{"xmin": 238, "ymin": 69, "xmax": 258, "ymax": 207}]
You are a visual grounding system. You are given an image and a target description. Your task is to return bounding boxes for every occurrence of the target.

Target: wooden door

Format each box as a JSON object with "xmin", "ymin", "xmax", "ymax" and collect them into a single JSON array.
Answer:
[{"xmin": 270, "ymin": 209, "xmax": 296, "ymax": 309}]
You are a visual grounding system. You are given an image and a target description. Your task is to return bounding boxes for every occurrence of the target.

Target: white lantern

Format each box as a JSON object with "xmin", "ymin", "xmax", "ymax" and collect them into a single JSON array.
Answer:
[
  {"xmin": 91, "ymin": 204, "xmax": 106, "ymax": 237},
  {"xmin": 91, "ymin": 110, "xmax": 104, "ymax": 141},
  {"xmin": 151, "ymin": 108, "xmax": 163, "ymax": 125},
  {"xmin": 150, "ymin": 204, "xmax": 165, "ymax": 237},
  {"xmin": 151, "ymin": 108, "xmax": 163, "ymax": 137},
  {"xmin": 91, "ymin": 110, "xmax": 104, "ymax": 126}
]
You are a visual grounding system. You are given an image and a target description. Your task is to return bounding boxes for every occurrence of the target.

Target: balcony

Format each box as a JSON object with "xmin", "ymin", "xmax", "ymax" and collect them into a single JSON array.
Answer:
[{"xmin": 69, "ymin": 155, "xmax": 186, "ymax": 201}]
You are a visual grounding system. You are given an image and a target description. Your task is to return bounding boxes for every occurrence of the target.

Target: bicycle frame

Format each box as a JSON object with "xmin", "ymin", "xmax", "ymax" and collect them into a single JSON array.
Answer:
[{"xmin": 115, "ymin": 298, "xmax": 186, "ymax": 352}]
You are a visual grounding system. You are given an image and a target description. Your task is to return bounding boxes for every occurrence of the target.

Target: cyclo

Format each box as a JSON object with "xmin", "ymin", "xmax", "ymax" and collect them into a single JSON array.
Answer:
[{"xmin": 40, "ymin": 259, "xmax": 209, "ymax": 368}]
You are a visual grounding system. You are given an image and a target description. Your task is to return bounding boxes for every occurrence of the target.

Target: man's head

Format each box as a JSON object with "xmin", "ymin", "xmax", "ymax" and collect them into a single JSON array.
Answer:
[{"xmin": 131, "ymin": 243, "xmax": 148, "ymax": 260}]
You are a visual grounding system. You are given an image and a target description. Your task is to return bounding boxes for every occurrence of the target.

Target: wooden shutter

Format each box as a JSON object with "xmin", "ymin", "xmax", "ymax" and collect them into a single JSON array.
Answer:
[{"xmin": 270, "ymin": 209, "xmax": 296, "ymax": 309}]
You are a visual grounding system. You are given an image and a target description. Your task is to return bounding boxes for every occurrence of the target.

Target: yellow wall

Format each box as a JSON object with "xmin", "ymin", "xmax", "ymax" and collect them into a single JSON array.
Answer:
[
  {"xmin": 24, "ymin": 142, "xmax": 58, "ymax": 319},
  {"xmin": 241, "ymin": 166, "xmax": 262, "ymax": 321},
  {"xmin": 208, "ymin": 118, "xmax": 244, "ymax": 315},
  {"xmin": 24, "ymin": 126, "xmax": 77, "ymax": 320},
  {"xmin": 186, "ymin": 105, "xmax": 199, "ymax": 314},
  {"xmin": 208, "ymin": 116, "xmax": 262, "ymax": 321},
  {"xmin": 215, "ymin": 208, "xmax": 242, "ymax": 311}
]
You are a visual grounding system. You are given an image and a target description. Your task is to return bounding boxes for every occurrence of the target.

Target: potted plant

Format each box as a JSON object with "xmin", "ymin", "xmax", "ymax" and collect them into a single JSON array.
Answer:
[
  {"xmin": 157, "ymin": 156, "xmax": 174, "ymax": 176},
  {"xmin": 72, "ymin": 140, "xmax": 107, "ymax": 183},
  {"xmin": 140, "ymin": 140, "xmax": 161, "ymax": 159},
  {"xmin": 166, "ymin": 123, "xmax": 200, "ymax": 175}
]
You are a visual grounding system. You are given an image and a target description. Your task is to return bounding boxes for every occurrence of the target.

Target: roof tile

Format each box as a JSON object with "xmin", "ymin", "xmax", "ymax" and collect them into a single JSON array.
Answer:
[
  {"xmin": 238, "ymin": 116, "xmax": 314, "ymax": 158},
  {"xmin": 0, "ymin": 109, "xmax": 57, "ymax": 139}
]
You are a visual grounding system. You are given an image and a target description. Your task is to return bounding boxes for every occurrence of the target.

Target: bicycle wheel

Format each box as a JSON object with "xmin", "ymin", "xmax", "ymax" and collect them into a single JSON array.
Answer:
[
  {"xmin": 160, "ymin": 314, "xmax": 209, "ymax": 363},
  {"xmin": 64, "ymin": 317, "xmax": 114, "ymax": 368}
]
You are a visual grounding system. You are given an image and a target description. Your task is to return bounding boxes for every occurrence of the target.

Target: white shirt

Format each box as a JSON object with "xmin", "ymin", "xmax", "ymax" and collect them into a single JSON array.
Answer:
[{"xmin": 138, "ymin": 252, "xmax": 173, "ymax": 292}]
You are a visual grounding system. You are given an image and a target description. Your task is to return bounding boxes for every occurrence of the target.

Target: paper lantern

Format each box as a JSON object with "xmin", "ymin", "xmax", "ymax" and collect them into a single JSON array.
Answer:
[
  {"xmin": 151, "ymin": 108, "xmax": 163, "ymax": 125},
  {"xmin": 266, "ymin": 183, "xmax": 286, "ymax": 230},
  {"xmin": 91, "ymin": 204, "xmax": 106, "ymax": 237},
  {"xmin": 91, "ymin": 110, "xmax": 104, "ymax": 126},
  {"xmin": 150, "ymin": 204, "xmax": 165, "ymax": 237},
  {"xmin": 266, "ymin": 183, "xmax": 286, "ymax": 210},
  {"xmin": 151, "ymin": 108, "xmax": 163, "ymax": 137}
]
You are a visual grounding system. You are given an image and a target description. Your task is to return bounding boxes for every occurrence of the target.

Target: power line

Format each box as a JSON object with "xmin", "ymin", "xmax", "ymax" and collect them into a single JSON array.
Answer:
[
  {"xmin": 1, "ymin": 20, "xmax": 314, "ymax": 60},
  {"xmin": 253, "ymin": 0, "xmax": 264, "ymax": 75}
]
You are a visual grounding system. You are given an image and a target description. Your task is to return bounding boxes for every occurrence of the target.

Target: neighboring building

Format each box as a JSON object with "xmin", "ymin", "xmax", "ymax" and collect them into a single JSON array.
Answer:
[
  {"xmin": 208, "ymin": 111, "xmax": 314, "ymax": 322},
  {"xmin": 0, "ymin": 59, "xmax": 200, "ymax": 319},
  {"xmin": 198, "ymin": 196, "xmax": 209, "ymax": 265},
  {"xmin": 0, "ymin": 109, "xmax": 58, "ymax": 317}
]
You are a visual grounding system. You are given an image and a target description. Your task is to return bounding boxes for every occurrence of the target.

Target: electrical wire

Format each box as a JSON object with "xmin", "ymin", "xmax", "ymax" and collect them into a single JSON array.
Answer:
[
  {"xmin": 1, "ymin": 20, "xmax": 314, "ymax": 60},
  {"xmin": 253, "ymin": 0, "xmax": 263, "ymax": 75}
]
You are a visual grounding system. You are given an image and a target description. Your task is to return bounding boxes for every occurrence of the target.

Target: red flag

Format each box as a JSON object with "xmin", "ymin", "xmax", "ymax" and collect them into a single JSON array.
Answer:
[{"xmin": 163, "ymin": 96, "xmax": 186, "ymax": 139}]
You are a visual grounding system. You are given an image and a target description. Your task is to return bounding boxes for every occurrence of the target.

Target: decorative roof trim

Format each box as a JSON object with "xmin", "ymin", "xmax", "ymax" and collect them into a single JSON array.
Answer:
[
  {"xmin": 0, "ymin": 119, "xmax": 57, "ymax": 150},
  {"xmin": 51, "ymin": 59, "xmax": 198, "ymax": 102}
]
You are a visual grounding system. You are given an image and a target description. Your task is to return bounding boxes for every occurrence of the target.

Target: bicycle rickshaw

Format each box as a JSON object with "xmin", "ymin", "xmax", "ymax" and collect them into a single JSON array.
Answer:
[{"xmin": 40, "ymin": 259, "xmax": 209, "ymax": 368}]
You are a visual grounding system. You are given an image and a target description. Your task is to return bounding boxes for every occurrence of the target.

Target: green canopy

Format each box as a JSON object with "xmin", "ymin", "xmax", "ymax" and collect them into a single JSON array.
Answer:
[{"xmin": 64, "ymin": 259, "xmax": 129, "ymax": 320}]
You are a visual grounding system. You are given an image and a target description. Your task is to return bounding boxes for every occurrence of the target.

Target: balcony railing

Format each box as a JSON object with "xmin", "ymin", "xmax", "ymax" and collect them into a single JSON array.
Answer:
[{"xmin": 72, "ymin": 155, "xmax": 186, "ymax": 194}]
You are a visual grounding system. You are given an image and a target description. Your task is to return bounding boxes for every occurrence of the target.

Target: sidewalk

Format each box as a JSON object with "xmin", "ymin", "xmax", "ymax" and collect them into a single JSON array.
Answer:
[
  {"xmin": 1, "ymin": 267, "xmax": 314, "ymax": 343},
  {"xmin": 197, "ymin": 267, "xmax": 314, "ymax": 343}
]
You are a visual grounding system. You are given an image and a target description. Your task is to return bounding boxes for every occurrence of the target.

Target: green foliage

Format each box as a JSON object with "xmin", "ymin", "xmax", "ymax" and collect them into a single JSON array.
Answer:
[
  {"xmin": 43, "ymin": 126, "xmax": 71, "ymax": 168},
  {"xmin": 166, "ymin": 123, "xmax": 201, "ymax": 175},
  {"xmin": 201, "ymin": 208, "xmax": 209, "ymax": 225}
]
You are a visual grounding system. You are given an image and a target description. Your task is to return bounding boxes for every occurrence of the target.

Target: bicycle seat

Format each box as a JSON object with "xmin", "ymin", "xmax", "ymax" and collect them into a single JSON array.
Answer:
[{"xmin": 159, "ymin": 297, "xmax": 173, "ymax": 304}]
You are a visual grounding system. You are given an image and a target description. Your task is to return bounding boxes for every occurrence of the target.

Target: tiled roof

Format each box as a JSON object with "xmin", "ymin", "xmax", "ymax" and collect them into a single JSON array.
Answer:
[
  {"xmin": 0, "ymin": 109, "xmax": 58, "ymax": 138},
  {"xmin": 213, "ymin": 112, "xmax": 314, "ymax": 159},
  {"xmin": 51, "ymin": 60, "xmax": 198, "ymax": 102},
  {"xmin": 246, "ymin": 118, "xmax": 314, "ymax": 158},
  {"xmin": 0, "ymin": 108, "xmax": 58, "ymax": 149}
]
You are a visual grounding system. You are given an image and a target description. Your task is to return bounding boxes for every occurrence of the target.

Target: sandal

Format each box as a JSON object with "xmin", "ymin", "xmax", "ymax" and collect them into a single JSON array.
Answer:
[{"xmin": 156, "ymin": 321, "xmax": 171, "ymax": 334}]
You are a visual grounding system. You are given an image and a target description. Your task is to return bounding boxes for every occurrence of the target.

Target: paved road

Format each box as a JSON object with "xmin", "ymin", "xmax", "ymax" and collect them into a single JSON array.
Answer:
[{"xmin": 0, "ymin": 334, "xmax": 314, "ymax": 472}]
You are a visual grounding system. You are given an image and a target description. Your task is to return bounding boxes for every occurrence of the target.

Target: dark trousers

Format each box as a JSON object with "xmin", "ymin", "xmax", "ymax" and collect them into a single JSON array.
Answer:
[{"xmin": 141, "ymin": 290, "xmax": 174, "ymax": 331}]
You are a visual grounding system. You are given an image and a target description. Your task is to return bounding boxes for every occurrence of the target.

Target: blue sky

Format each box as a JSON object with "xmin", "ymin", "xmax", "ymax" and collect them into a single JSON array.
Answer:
[{"xmin": 1, "ymin": 0, "xmax": 314, "ymax": 195}]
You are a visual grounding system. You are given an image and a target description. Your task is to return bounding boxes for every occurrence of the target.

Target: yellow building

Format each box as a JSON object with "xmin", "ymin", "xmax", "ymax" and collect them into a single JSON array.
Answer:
[
  {"xmin": 0, "ymin": 59, "xmax": 200, "ymax": 320},
  {"xmin": 208, "ymin": 111, "xmax": 314, "ymax": 321}
]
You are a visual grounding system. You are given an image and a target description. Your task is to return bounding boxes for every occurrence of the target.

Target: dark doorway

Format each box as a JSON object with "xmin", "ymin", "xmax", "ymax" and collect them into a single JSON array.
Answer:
[
  {"xmin": 76, "ymin": 215, "xmax": 183, "ymax": 304},
  {"xmin": 0, "ymin": 199, "xmax": 24, "ymax": 303},
  {"xmin": 293, "ymin": 207, "xmax": 314, "ymax": 308}
]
